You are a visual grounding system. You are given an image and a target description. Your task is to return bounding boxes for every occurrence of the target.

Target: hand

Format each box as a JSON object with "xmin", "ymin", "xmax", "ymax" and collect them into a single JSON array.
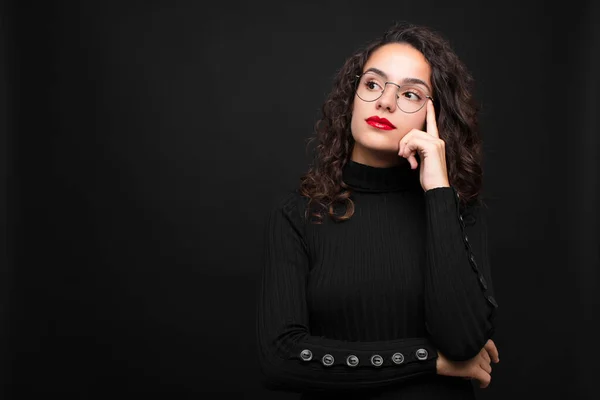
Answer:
[
  {"xmin": 435, "ymin": 339, "xmax": 500, "ymax": 389},
  {"xmin": 397, "ymin": 99, "xmax": 450, "ymax": 192},
  {"xmin": 482, "ymin": 338, "xmax": 500, "ymax": 364}
]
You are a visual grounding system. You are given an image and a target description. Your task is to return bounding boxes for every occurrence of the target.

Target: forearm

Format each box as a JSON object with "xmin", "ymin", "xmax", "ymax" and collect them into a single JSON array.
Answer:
[
  {"xmin": 256, "ymin": 324, "xmax": 437, "ymax": 392},
  {"xmin": 422, "ymin": 187, "xmax": 498, "ymax": 360}
]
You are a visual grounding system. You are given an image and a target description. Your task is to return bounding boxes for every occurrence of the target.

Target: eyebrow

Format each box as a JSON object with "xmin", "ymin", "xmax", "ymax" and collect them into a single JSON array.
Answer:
[{"xmin": 364, "ymin": 67, "xmax": 433, "ymax": 94}]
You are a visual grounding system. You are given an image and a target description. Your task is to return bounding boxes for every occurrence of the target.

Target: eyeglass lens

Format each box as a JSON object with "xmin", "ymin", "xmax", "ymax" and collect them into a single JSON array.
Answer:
[{"xmin": 356, "ymin": 72, "xmax": 430, "ymax": 113}]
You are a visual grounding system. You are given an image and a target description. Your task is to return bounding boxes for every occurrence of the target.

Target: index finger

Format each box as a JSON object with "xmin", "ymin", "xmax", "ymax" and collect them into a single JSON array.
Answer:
[
  {"xmin": 484, "ymin": 339, "xmax": 500, "ymax": 363},
  {"xmin": 426, "ymin": 99, "xmax": 439, "ymax": 138}
]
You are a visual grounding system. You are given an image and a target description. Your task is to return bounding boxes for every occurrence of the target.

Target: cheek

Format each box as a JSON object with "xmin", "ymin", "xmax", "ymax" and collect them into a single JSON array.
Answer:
[
  {"xmin": 350, "ymin": 103, "xmax": 363, "ymax": 134},
  {"xmin": 396, "ymin": 113, "xmax": 427, "ymax": 134},
  {"xmin": 414, "ymin": 113, "xmax": 428, "ymax": 131},
  {"xmin": 350, "ymin": 100, "xmax": 361, "ymax": 120},
  {"xmin": 350, "ymin": 115, "xmax": 360, "ymax": 140}
]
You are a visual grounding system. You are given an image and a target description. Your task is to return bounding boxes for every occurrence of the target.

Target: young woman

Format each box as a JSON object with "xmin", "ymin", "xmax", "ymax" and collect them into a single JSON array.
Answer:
[{"xmin": 256, "ymin": 21, "xmax": 500, "ymax": 400}]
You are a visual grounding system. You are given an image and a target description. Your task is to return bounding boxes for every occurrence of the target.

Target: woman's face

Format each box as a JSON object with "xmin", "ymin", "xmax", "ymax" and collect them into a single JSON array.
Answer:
[{"xmin": 350, "ymin": 42, "xmax": 433, "ymax": 167}]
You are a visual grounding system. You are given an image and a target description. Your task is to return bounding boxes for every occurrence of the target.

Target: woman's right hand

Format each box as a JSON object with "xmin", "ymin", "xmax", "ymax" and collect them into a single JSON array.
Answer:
[{"xmin": 435, "ymin": 339, "xmax": 500, "ymax": 389}]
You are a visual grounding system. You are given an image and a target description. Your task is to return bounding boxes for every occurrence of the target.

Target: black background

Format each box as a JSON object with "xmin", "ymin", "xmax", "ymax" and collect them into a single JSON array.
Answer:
[{"xmin": 2, "ymin": 1, "xmax": 599, "ymax": 399}]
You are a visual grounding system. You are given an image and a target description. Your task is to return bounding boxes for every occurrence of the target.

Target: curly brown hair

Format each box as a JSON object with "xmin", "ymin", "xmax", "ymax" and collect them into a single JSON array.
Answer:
[{"xmin": 299, "ymin": 21, "xmax": 485, "ymax": 224}]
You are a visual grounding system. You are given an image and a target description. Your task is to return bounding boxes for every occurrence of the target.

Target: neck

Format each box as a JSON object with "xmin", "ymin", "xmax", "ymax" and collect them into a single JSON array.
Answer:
[{"xmin": 342, "ymin": 159, "xmax": 421, "ymax": 193}]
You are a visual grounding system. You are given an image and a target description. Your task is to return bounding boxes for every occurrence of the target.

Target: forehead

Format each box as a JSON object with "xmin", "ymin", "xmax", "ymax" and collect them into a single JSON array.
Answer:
[{"xmin": 363, "ymin": 43, "xmax": 431, "ymax": 85}]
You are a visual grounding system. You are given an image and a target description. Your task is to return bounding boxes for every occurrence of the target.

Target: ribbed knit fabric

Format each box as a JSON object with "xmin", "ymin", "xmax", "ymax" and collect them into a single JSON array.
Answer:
[{"xmin": 256, "ymin": 160, "xmax": 498, "ymax": 399}]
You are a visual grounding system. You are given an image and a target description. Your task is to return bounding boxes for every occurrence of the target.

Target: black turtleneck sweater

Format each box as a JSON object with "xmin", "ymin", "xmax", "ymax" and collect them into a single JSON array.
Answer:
[{"xmin": 256, "ymin": 160, "xmax": 498, "ymax": 399}]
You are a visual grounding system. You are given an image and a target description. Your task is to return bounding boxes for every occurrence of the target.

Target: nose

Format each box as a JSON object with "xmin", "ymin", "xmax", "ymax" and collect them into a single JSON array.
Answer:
[{"xmin": 375, "ymin": 83, "xmax": 397, "ymax": 112}]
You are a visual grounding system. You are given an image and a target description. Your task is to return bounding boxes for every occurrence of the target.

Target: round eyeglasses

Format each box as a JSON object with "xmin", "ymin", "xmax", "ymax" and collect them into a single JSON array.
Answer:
[{"xmin": 355, "ymin": 71, "xmax": 434, "ymax": 114}]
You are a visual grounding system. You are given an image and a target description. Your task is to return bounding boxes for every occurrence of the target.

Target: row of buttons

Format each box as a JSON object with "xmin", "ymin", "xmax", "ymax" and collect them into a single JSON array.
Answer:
[
  {"xmin": 299, "ymin": 348, "xmax": 429, "ymax": 367},
  {"xmin": 454, "ymin": 188, "xmax": 498, "ymax": 311}
]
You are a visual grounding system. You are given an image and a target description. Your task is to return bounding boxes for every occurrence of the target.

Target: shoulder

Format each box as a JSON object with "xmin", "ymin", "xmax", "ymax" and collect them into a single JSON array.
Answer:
[{"xmin": 267, "ymin": 188, "xmax": 311, "ymax": 226}]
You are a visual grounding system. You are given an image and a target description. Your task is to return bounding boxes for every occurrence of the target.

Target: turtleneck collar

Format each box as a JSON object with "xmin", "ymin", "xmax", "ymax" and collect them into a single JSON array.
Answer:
[{"xmin": 342, "ymin": 159, "xmax": 421, "ymax": 193}]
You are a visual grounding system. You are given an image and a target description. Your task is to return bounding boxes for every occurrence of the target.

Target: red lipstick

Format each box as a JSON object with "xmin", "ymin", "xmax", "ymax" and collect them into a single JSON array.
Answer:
[{"xmin": 365, "ymin": 116, "xmax": 396, "ymax": 130}]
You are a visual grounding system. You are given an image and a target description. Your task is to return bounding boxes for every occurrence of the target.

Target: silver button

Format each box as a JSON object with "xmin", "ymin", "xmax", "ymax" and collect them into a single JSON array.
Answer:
[
  {"xmin": 391, "ymin": 352, "xmax": 404, "ymax": 364},
  {"xmin": 346, "ymin": 355, "xmax": 359, "ymax": 367},
  {"xmin": 370, "ymin": 354, "xmax": 383, "ymax": 367},
  {"xmin": 300, "ymin": 349, "xmax": 312, "ymax": 361},
  {"xmin": 416, "ymin": 348, "xmax": 428, "ymax": 360},
  {"xmin": 322, "ymin": 354, "xmax": 334, "ymax": 366}
]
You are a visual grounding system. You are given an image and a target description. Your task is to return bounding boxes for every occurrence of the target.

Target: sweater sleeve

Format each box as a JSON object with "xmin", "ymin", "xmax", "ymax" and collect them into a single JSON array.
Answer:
[
  {"xmin": 256, "ymin": 191, "xmax": 437, "ymax": 393},
  {"xmin": 423, "ymin": 186, "xmax": 499, "ymax": 361}
]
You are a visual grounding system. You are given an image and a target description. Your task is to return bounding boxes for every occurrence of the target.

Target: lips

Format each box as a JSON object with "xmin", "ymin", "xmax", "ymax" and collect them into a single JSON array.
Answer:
[{"xmin": 365, "ymin": 116, "xmax": 396, "ymax": 130}]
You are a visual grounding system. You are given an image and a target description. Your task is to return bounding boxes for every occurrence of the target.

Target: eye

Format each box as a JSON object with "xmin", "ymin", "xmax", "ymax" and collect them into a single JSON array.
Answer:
[
  {"xmin": 365, "ymin": 80, "xmax": 382, "ymax": 91},
  {"xmin": 400, "ymin": 89, "xmax": 423, "ymax": 102}
]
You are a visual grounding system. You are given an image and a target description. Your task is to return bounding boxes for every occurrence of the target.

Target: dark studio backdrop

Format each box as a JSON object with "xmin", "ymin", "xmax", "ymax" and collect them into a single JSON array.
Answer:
[{"xmin": 2, "ymin": 0, "xmax": 599, "ymax": 398}]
